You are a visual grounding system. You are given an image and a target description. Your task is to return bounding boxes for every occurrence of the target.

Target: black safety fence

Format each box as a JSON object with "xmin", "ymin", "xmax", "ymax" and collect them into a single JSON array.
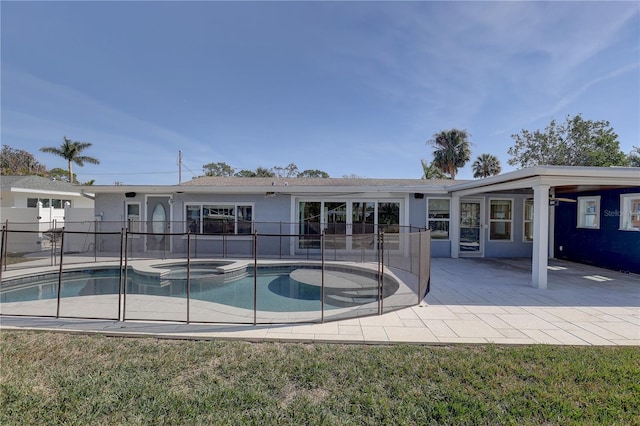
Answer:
[{"xmin": 1, "ymin": 222, "xmax": 430, "ymax": 325}]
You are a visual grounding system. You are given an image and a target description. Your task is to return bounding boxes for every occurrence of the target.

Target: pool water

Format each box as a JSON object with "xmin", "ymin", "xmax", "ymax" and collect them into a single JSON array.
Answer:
[{"xmin": 1, "ymin": 266, "xmax": 380, "ymax": 312}]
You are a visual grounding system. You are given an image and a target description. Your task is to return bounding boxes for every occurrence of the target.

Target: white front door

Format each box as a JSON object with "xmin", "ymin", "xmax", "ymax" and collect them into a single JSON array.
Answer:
[{"xmin": 146, "ymin": 196, "xmax": 171, "ymax": 252}]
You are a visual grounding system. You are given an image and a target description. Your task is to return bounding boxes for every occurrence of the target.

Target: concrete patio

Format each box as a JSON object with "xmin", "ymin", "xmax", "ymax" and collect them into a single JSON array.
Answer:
[{"xmin": 1, "ymin": 258, "xmax": 638, "ymax": 346}]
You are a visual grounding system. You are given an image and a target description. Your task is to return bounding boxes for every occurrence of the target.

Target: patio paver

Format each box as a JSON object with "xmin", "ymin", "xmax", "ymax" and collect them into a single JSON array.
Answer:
[{"xmin": 1, "ymin": 258, "xmax": 638, "ymax": 346}]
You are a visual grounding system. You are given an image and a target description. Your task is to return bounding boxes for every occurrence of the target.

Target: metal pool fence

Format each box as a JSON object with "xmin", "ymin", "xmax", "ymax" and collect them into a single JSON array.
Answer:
[{"xmin": 1, "ymin": 221, "xmax": 430, "ymax": 325}]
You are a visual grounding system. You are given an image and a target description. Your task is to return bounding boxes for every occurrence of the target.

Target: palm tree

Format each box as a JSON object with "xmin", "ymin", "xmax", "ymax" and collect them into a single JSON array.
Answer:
[
  {"xmin": 472, "ymin": 153, "xmax": 502, "ymax": 178},
  {"xmin": 40, "ymin": 137, "xmax": 100, "ymax": 183},
  {"xmin": 255, "ymin": 167, "xmax": 275, "ymax": 177},
  {"xmin": 428, "ymin": 129, "xmax": 471, "ymax": 179},
  {"xmin": 420, "ymin": 159, "xmax": 448, "ymax": 179}
]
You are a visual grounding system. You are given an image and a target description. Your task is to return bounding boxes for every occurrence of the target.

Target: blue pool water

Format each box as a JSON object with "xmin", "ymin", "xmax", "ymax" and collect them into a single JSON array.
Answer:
[{"xmin": 1, "ymin": 266, "xmax": 380, "ymax": 312}]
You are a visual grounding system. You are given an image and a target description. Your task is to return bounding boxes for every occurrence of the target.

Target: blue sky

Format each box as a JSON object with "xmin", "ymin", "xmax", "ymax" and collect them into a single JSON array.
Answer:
[{"xmin": 2, "ymin": 1, "xmax": 638, "ymax": 185}]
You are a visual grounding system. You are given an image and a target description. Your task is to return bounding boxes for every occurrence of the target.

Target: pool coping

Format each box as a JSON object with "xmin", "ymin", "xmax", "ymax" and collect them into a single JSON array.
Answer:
[
  {"xmin": 0, "ymin": 258, "xmax": 420, "ymax": 325},
  {"xmin": 3, "ymin": 258, "xmax": 637, "ymax": 346}
]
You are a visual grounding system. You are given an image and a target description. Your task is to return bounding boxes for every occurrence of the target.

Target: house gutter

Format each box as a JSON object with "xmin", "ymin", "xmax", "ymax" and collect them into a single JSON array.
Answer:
[
  {"xmin": 78, "ymin": 184, "xmax": 455, "ymax": 195},
  {"xmin": 80, "ymin": 190, "xmax": 95, "ymax": 200}
]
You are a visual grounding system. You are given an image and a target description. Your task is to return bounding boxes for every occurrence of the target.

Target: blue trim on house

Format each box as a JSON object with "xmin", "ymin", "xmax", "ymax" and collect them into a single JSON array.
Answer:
[{"xmin": 554, "ymin": 188, "xmax": 640, "ymax": 274}]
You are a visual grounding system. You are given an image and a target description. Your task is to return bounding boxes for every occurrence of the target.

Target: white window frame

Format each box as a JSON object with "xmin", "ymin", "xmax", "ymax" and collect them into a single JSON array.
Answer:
[
  {"xmin": 27, "ymin": 197, "xmax": 50, "ymax": 208},
  {"xmin": 27, "ymin": 198, "xmax": 72, "ymax": 209},
  {"xmin": 577, "ymin": 196, "xmax": 600, "ymax": 229},
  {"xmin": 185, "ymin": 202, "xmax": 254, "ymax": 235},
  {"xmin": 427, "ymin": 198, "xmax": 451, "ymax": 240},
  {"xmin": 619, "ymin": 193, "xmax": 640, "ymax": 231},
  {"xmin": 488, "ymin": 198, "xmax": 513, "ymax": 242},
  {"xmin": 125, "ymin": 202, "xmax": 141, "ymax": 233},
  {"xmin": 51, "ymin": 199, "xmax": 71, "ymax": 209},
  {"xmin": 523, "ymin": 198, "xmax": 534, "ymax": 242},
  {"xmin": 296, "ymin": 199, "xmax": 403, "ymax": 232},
  {"xmin": 295, "ymin": 198, "xmax": 404, "ymax": 251}
]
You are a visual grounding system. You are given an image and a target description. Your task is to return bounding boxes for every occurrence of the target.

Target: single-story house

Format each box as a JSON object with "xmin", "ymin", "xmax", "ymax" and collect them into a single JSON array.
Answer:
[
  {"xmin": 0, "ymin": 175, "xmax": 95, "ymax": 251},
  {"xmin": 84, "ymin": 166, "xmax": 639, "ymax": 289}
]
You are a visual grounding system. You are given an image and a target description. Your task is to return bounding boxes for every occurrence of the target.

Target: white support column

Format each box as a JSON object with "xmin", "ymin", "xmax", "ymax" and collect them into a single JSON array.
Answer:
[
  {"xmin": 532, "ymin": 184, "xmax": 550, "ymax": 289},
  {"xmin": 548, "ymin": 187, "xmax": 555, "ymax": 259},
  {"xmin": 290, "ymin": 197, "xmax": 298, "ymax": 256},
  {"xmin": 450, "ymin": 195, "xmax": 460, "ymax": 258}
]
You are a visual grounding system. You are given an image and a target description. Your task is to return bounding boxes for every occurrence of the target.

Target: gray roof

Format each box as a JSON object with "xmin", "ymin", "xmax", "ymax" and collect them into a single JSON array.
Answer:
[
  {"xmin": 82, "ymin": 176, "xmax": 470, "ymax": 194},
  {"xmin": 182, "ymin": 176, "xmax": 461, "ymax": 187},
  {"xmin": 1, "ymin": 175, "xmax": 82, "ymax": 193},
  {"xmin": 70, "ymin": 165, "xmax": 640, "ymax": 195}
]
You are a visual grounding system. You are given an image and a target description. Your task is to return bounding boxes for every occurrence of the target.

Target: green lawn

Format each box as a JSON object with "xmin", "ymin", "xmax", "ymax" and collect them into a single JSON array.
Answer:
[
  {"xmin": 2, "ymin": 253, "xmax": 32, "ymax": 266},
  {"xmin": 1, "ymin": 331, "xmax": 638, "ymax": 425}
]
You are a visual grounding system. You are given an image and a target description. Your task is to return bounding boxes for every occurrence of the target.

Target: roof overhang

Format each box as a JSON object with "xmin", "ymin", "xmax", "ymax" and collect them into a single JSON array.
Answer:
[
  {"xmin": 78, "ymin": 167, "xmax": 638, "ymax": 197},
  {"xmin": 9, "ymin": 188, "xmax": 83, "ymax": 197},
  {"xmin": 448, "ymin": 166, "xmax": 639, "ymax": 197},
  {"xmin": 80, "ymin": 184, "xmax": 452, "ymax": 196}
]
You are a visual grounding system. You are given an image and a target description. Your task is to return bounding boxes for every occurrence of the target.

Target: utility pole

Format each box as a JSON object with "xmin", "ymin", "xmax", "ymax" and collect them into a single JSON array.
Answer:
[{"xmin": 178, "ymin": 150, "xmax": 182, "ymax": 184}]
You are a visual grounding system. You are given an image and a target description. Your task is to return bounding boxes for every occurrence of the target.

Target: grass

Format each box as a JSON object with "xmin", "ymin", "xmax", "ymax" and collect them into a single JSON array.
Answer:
[
  {"xmin": 2, "ymin": 253, "xmax": 32, "ymax": 266},
  {"xmin": 1, "ymin": 331, "xmax": 639, "ymax": 425}
]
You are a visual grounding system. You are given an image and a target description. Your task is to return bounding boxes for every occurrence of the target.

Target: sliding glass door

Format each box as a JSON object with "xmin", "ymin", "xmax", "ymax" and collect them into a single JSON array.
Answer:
[
  {"xmin": 297, "ymin": 200, "xmax": 401, "ymax": 251},
  {"xmin": 352, "ymin": 201, "xmax": 375, "ymax": 250},
  {"xmin": 324, "ymin": 202, "xmax": 347, "ymax": 249},
  {"xmin": 299, "ymin": 202, "xmax": 321, "ymax": 249}
]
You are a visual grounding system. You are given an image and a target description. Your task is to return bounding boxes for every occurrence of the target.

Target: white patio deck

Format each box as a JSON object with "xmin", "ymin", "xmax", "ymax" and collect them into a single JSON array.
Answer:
[{"xmin": 1, "ymin": 258, "xmax": 638, "ymax": 346}]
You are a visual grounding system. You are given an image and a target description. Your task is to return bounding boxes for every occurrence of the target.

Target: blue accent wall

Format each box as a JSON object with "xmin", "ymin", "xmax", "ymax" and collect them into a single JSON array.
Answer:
[{"xmin": 554, "ymin": 188, "xmax": 640, "ymax": 274}]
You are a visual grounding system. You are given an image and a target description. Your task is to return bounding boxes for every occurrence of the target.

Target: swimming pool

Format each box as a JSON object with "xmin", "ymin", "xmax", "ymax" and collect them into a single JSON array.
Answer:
[{"xmin": 1, "ymin": 263, "xmax": 399, "ymax": 314}]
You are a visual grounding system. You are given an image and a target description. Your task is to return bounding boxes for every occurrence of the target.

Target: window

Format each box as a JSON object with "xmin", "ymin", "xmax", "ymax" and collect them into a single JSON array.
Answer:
[
  {"xmin": 203, "ymin": 206, "xmax": 235, "ymax": 234},
  {"xmin": 620, "ymin": 193, "xmax": 640, "ymax": 231},
  {"xmin": 325, "ymin": 202, "xmax": 347, "ymax": 249},
  {"xmin": 51, "ymin": 199, "xmax": 70, "ymax": 209},
  {"xmin": 378, "ymin": 202, "xmax": 400, "ymax": 249},
  {"xmin": 489, "ymin": 199, "xmax": 512, "ymax": 241},
  {"xmin": 297, "ymin": 199, "xmax": 403, "ymax": 250},
  {"xmin": 352, "ymin": 202, "xmax": 375, "ymax": 235},
  {"xmin": 236, "ymin": 206, "xmax": 253, "ymax": 234},
  {"xmin": 352, "ymin": 201, "xmax": 375, "ymax": 250},
  {"xmin": 377, "ymin": 202, "xmax": 400, "ymax": 233},
  {"xmin": 186, "ymin": 204, "xmax": 253, "ymax": 235},
  {"xmin": 299, "ymin": 201, "xmax": 321, "ymax": 249},
  {"xmin": 523, "ymin": 199, "xmax": 534, "ymax": 242},
  {"xmin": 427, "ymin": 198, "xmax": 450, "ymax": 240},
  {"xmin": 126, "ymin": 202, "xmax": 141, "ymax": 232},
  {"xmin": 27, "ymin": 198, "xmax": 50, "ymax": 208},
  {"xmin": 577, "ymin": 196, "xmax": 600, "ymax": 229}
]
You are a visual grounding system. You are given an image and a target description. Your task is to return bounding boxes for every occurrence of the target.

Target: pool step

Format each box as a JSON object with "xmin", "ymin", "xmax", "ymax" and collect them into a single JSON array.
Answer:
[{"xmin": 325, "ymin": 293, "xmax": 378, "ymax": 307}]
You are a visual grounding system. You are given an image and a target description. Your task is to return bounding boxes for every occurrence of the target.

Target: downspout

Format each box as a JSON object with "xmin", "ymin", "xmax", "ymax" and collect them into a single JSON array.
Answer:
[{"xmin": 80, "ymin": 190, "xmax": 95, "ymax": 201}]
